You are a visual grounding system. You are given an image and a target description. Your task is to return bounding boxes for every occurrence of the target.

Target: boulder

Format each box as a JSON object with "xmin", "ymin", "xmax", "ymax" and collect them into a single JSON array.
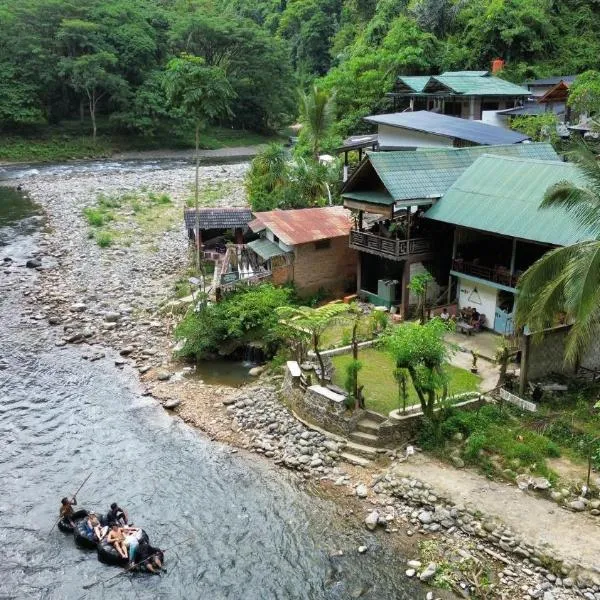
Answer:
[
  {"xmin": 418, "ymin": 511, "xmax": 433, "ymax": 524},
  {"xmin": 532, "ymin": 477, "xmax": 552, "ymax": 490},
  {"xmin": 157, "ymin": 371, "xmax": 171, "ymax": 381},
  {"xmin": 163, "ymin": 398, "xmax": 181, "ymax": 410},
  {"xmin": 568, "ymin": 499, "xmax": 586, "ymax": 512},
  {"xmin": 26, "ymin": 258, "xmax": 42, "ymax": 268},
  {"xmin": 355, "ymin": 484, "xmax": 368, "ymax": 498},
  {"xmin": 364, "ymin": 511, "xmax": 380, "ymax": 531},
  {"xmin": 419, "ymin": 562, "xmax": 437, "ymax": 582},
  {"xmin": 249, "ymin": 366, "xmax": 265, "ymax": 376}
]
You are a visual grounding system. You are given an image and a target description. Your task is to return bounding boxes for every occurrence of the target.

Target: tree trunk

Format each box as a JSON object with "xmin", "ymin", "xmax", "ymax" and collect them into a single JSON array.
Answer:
[
  {"xmin": 352, "ymin": 320, "xmax": 358, "ymax": 405},
  {"xmin": 195, "ymin": 123, "xmax": 201, "ymax": 277},
  {"xmin": 314, "ymin": 333, "xmax": 326, "ymax": 385},
  {"xmin": 407, "ymin": 365, "xmax": 428, "ymax": 417},
  {"xmin": 89, "ymin": 95, "xmax": 96, "ymax": 143}
]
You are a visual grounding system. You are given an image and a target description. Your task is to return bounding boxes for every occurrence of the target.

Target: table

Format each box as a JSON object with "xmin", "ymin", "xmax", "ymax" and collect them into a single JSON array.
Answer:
[{"xmin": 456, "ymin": 321, "xmax": 474, "ymax": 336}]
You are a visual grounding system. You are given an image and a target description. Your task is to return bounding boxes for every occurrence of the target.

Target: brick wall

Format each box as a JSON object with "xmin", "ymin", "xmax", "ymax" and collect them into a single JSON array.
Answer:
[{"xmin": 292, "ymin": 236, "xmax": 357, "ymax": 298}]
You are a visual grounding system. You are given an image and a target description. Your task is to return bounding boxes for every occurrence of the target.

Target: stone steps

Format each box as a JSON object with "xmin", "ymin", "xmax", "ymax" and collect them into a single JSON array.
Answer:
[
  {"xmin": 364, "ymin": 409, "xmax": 387, "ymax": 423},
  {"xmin": 339, "ymin": 452, "xmax": 371, "ymax": 467},
  {"xmin": 345, "ymin": 440, "xmax": 379, "ymax": 460},
  {"xmin": 349, "ymin": 430, "xmax": 380, "ymax": 446},
  {"xmin": 355, "ymin": 418, "xmax": 381, "ymax": 435}
]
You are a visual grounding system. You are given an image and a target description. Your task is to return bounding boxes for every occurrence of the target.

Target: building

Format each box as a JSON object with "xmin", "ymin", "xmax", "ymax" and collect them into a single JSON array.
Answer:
[
  {"xmin": 340, "ymin": 143, "xmax": 561, "ymax": 318},
  {"xmin": 363, "ymin": 111, "xmax": 529, "ymax": 150},
  {"xmin": 246, "ymin": 206, "xmax": 357, "ymax": 297},
  {"xmin": 387, "ymin": 71, "xmax": 530, "ymax": 119},
  {"xmin": 184, "ymin": 207, "xmax": 253, "ymax": 251}
]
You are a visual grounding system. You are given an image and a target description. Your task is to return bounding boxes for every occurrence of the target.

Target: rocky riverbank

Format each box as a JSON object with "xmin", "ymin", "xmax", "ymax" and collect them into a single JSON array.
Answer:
[{"xmin": 7, "ymin": 160, "xmax": 597, "ymax": 600}]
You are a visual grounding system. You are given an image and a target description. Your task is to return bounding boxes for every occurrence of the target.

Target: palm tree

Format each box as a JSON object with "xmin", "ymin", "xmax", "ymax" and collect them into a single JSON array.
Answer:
[
  {"xmin": 277, "ymin": 302, "xmax": 350, "ymax": 384},
  {"xmin": 516, "ymin": 144, "xmax": 600, "ymax": 364},
  {"xmin": 298, "ymin": 85, "xmax": 336, "ymax": 160}
]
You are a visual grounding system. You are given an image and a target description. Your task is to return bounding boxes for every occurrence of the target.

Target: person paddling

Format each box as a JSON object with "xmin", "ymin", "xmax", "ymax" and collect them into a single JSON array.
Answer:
[{"xmin": 59, "ymin": 497, "xmax": 77, "ymax": 527}]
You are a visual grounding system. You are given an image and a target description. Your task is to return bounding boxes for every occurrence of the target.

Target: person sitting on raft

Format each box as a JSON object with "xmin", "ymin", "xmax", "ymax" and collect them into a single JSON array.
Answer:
[
  {"xmin": 106, "ymin": 502, "xmax": 128, "ymax": 527},
  {"xmin": 59, "ymin": 497, "xmax": 77, "ymax": 527},
  {"xmin": 106, "ymin": 525, "xmax": 128, "ymax": 560},
  {"xmin": 85, "ymin": 513, "xmax": 105, "ymax": 541}
]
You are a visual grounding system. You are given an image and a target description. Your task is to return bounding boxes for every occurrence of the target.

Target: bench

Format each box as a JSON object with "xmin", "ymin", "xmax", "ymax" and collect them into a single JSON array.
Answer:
[{"xmin": 456, "ymin": 321, "xmax": 474, "ymax": 336}]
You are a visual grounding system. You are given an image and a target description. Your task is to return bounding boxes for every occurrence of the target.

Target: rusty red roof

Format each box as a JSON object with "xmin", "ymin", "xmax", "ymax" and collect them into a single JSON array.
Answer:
[{"xmin": 249, "ymin": 207, "xmax": 352, "ymax": 246}]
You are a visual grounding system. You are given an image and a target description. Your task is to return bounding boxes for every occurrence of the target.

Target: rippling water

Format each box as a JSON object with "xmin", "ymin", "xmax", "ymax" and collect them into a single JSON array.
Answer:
[{"xmin": 0, "ymin": 180, "xmax": 424, "ymax": 600}]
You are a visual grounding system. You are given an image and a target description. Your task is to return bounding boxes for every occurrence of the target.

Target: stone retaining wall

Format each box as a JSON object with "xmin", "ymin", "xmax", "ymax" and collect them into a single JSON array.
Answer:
[{"xmin": 282, "ymin": 361, "xmax": 363, "ymax": 436}]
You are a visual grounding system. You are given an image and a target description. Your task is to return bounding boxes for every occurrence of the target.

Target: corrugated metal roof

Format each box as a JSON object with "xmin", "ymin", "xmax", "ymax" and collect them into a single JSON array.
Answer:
[
  {"xmin": 396, "ymin": 76, "xmax": 431, "ymax": 93},
  {"xmin": 342, "ymin": 190, "xmax": 395, "ymax": 205},
  {"xmin": 441, "ymin": 71, "xmax": 489, "ymax": 77},
  {"xmin": 364, "ymin": 111, "xmax": 529, "ymax": 145},
  {"xmin": 250, "ymin": 206, "xmax": 352, "ymax": 246},
  {"xmin": 247, "ymin": 238, "xmax": 288, "ymax": 260},
  {"xmin": 426, "ymin": 74, "xmax": 530, "ymax": 96},
  {"xmin": 527, "ymin": 75, "xmax": 577, "ymax": 86},
  {"xmin": 184, "ymin": 208, "xmax": 252, "ymax": 230},
  {"xmin": 359, "ymin": 143, "xmax": 556, "ymax": 201},
  {"xmin": 425, "ymin": 156, "xmax": 597, "ymax": 246}
]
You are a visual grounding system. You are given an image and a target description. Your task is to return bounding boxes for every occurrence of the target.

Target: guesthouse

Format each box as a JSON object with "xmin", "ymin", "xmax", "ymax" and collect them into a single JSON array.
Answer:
[
  {"xmin": 341, "ymin": 143, "xmax": 559, "ymax": 318},
  {"xmin": 387, "ymin": 71, "xmax": 530, "ymax": 119},
  {"xmin": 246, "ymin": 206, "xmax": 357, "ymax": 298}
]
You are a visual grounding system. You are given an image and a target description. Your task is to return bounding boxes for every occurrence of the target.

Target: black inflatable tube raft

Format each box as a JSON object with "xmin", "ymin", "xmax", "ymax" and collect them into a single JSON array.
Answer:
[
  {"xmin": 97, "ymin": 530, "xmax": 149, "ymax": 566},
  {"xmin": 74, "ymin": 519, "xmax": 100, "ymax": 549},
  {"xmin": 57, "ymin": 509, "xmax": 88, "ymax": 534}
]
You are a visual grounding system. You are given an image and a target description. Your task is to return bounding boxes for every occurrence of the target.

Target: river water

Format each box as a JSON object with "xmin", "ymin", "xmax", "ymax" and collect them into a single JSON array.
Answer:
[{"xmin": 0, "ymin": 166, "xmax": 423, "ymax": 600}]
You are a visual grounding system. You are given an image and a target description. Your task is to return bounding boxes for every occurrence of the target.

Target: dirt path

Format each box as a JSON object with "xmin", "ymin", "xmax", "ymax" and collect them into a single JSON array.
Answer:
[{"xmin": 393, "ymin": 452, "xmax": 600, "ymax": 572}]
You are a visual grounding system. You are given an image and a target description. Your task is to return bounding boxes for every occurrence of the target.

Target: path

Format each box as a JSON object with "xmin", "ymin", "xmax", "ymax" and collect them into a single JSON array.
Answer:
[
  {"xmin": 111, "ymin": 145, "xmax": 267, "ymax": 161},
  {"xmin": 393, "ymin": 452, "xmax": 600, "ymax": 572}
]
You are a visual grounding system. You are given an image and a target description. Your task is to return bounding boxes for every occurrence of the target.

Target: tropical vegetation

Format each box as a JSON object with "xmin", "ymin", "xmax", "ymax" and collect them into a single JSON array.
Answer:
[{"xmin": 516, "ymin": 144, "xmax": 600, "ymax": 364}]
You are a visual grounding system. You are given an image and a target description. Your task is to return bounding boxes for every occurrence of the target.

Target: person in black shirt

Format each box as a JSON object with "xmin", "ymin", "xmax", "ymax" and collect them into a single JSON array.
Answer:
[{"xmin": 106, "ymin": 502, "xmax": 128, "ymax": 526}]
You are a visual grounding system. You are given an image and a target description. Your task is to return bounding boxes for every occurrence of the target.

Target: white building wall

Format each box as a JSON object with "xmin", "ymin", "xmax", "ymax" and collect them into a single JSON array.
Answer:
[
  {"xmin": 377, "ymin": 124, "xmax": 453, "ymax": 149},
  {"xmin": 457, "ymin": 278, "xmax": 498, "ymax": 327}
]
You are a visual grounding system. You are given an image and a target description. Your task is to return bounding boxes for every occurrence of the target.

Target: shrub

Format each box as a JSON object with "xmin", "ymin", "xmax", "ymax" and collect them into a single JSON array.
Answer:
[
  {"xmin": 175, "ymin": 284, "xmax": 294, "ymax": 361},
  {"xmin": 83, "ymin": 207, "xmax": 107, "ymax": 227},
  {"xmin": 95, "ymin": 231, "xmax": 113, "ymax": 248},
  {"xmin": 149, "ymin": 192, "xmax": 171, "ymax": 205}
]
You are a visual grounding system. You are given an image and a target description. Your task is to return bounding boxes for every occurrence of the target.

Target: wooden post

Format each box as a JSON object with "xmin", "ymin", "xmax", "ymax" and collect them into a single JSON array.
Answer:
[
  {"xmin": 356, "ymin": 253, "xmax": 362, "ymax": 294},
  {"xmin": 358, "ymin": 210, "xmax": 363, "ymax": 231},
  {"xmin": 510, "ymin": 237, "xmax": 517, "ymax": 281},
  {"xmin": 401, "ymin": 260, "xmax": 411, "ymax": 319},
  {"xmin": 448, "ymin": 228, "xmax": 458, "ymax": 304},
  {"xmin": 235, "ymin": 227, "xmax": 243, "ymax": 245}
]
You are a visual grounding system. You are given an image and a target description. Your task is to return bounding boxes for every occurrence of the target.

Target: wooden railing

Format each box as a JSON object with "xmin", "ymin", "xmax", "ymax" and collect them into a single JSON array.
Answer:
[
  {"xmin": 451, "ymin": 259, "xmax": 518, "ymax": 288},
  {"xmin": 349, "ymin": 229, "xmax": 433, "ymax": 260}
]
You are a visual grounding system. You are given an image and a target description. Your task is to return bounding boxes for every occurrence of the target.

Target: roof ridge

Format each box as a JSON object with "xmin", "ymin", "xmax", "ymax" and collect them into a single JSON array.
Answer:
[{"xmin": 473, "ymin": 154, "xmax": 573, "ymax": 166}]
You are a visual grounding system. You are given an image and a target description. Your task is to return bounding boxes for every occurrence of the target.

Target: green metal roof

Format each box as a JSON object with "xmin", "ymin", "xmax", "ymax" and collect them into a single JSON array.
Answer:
[
  {"xmin": 426, "ymin": 74, "xmax": 530, "ymax": 96},
  {"xmin": 396, "ymin": 76, "xmax": 430, "ymax": 93},
  {"xmin": 345, "ymin": 143, "xmax": 558, "ymax": 202},
  {"xmin": 441, "ymin": 71, "xmax": 489, "ymax": 77},
  {"xmin": 425, "ymin": 156, "xmax": 597, "ymax": 246},
  {"xmin": 342, "ymin": 190, "xmax": 395, "ymax": 206},
  {"xmin": 247, "ymin": 238, "xmax": 288, "ymax": 260}
]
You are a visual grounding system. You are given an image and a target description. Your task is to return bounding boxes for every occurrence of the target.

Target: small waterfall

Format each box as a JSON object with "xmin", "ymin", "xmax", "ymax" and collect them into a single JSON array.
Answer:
[{"xmin": 242, "ymin": 344, "xmax": 265, "ymax": 367}]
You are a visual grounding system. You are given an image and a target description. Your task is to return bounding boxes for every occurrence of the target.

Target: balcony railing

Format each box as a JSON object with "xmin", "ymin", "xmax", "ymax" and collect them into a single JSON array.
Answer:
[
  {"xmin": 349, "ymin": 229, "xmax": 433, "ymax": 260},
  {"xmin": 452, "ymin": 259, "xmax": 518, "ymax": 288}
]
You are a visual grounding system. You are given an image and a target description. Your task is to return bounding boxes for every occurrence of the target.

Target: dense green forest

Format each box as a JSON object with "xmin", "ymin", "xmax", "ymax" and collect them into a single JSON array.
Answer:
[{"xmin": 2, "ymin": 0, "xmax": 600, "ymax": 146}]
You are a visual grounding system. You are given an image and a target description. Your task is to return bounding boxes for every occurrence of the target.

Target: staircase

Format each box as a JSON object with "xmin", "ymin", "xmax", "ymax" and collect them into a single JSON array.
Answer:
[{"xmin": 340, "ymin": 411, "xmax": 386, "ymax": 467}]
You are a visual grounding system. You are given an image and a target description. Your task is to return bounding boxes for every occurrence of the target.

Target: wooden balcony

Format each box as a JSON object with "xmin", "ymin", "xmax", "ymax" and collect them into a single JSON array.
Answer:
[
  {"xmin": 349, "ymin": 229, "xmax": 434, "ymax": 261},
  {"xmin": 452, "ymin": 259, "xmax": 519, "ymax": 288}
]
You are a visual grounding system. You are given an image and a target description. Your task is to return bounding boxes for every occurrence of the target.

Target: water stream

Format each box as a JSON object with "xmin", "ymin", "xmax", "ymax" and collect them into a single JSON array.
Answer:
[{"xmin": 0, "ymin": 170, "xmax": 424, "ymax": 599}]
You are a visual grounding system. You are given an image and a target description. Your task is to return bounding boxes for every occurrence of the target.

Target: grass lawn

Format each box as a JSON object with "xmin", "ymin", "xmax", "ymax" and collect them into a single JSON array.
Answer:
[
  {"xmin": 320, "ymin": 315, "xmax": 375, "ymax": 350},
  {"xmin": 331, "ymin": 347, "xmax": 481, "ymax": 416}
]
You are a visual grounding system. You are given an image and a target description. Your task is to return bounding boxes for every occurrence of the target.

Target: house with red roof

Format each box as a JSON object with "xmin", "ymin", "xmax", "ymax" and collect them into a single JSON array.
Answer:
[{"xmin": 244, "ymin": 206, "xmax": 357, "ymax": 297}]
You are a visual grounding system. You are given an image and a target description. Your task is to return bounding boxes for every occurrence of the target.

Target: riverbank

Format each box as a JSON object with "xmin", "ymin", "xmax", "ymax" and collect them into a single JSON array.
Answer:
[
  {"xmin": 10, "ymin": 159, "xmax": 597, "ymax": 599},
  {"xmin": 0, "ymin": 124, "xmax": 279, "ymax": 164}
]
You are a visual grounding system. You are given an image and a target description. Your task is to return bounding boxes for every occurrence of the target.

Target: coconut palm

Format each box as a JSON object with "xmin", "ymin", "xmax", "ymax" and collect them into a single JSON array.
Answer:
[
  {"xmin": 298, "ymin": 85, "xmax": 336, "ymax": 160},
  {"xmin": 516, "ymin": 143, "xmax": 600, "ymax": 364}
]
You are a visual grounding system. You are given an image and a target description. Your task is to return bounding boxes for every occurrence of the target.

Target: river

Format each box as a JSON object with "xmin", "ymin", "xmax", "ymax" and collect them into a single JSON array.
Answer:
[{"xmin": 0, "ymin": 166, "xmax": 424, "ymax": 600}]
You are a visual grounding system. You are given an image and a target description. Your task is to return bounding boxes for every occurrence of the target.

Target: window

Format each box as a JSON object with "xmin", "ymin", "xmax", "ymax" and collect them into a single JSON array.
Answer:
[{"xmin": 314, "ymin": 239, "xmax": 331, "ymax": 250}]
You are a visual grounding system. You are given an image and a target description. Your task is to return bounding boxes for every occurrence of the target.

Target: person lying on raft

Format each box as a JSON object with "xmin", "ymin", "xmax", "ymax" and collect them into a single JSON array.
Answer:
[
  {"xmin": 106, "ymin": 525, "xmax": 128, "ymax": 560},
  {"xmin": 59, "ymin": 497, "xmax": 77, "ymax": 527},
  {"xmin": 137, "ymin": 540, "xmax": 163, "ymax": 574},
  {"xmin": 106, "ymin": 502, "xmax": 128, "ymax": 527},
  {"xmin": 121, "ymin": 526, "xmax": 144, "ymax": 567}
]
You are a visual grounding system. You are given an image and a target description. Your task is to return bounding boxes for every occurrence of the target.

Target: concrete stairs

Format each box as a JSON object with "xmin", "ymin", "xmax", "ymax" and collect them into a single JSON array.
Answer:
[{"xmin": 340, "ymin": 411, "xmax": 387, "ymax": 467}]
